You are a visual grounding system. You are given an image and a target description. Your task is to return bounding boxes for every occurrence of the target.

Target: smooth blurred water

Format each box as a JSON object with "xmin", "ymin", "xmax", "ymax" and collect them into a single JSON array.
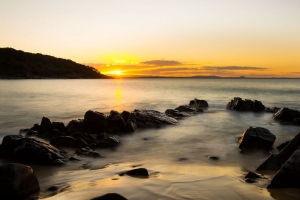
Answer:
[{"xmin": 0, "ymin": 78, "xmax": 300, "ymax": 199}]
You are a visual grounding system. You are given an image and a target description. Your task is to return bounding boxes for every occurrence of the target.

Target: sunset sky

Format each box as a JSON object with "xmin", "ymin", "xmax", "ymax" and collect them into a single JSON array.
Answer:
[{"xmin": 1, "ymin": 0, "xmax": 300, "ymax": 77}]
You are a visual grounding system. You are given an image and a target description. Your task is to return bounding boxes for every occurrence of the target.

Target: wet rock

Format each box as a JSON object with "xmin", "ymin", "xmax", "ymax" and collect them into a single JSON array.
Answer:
[
  {"xmin": 72, "ymin": 138, "xmax": 89, "ymax": 148},
  {"xmin": 0, "ymin": 163, "xmax": 40, "ymax": 200},
  {"xmin": 131, "ymin": 109, "xmax": 178, "ymax": 125},
  {"xmin": 245, "ymin": 178, "xmax": 256, "ymax": 183},
  {"xmin": 25, "ymin": 130, "xmax": 38, "ymax": 137},
  {"xmin": 50, "ymin": 136, "xmax": 76, "ymax": 147},
  {"xmin": 208, "ymin": 156, "xmax": 219, "ymax": 160},
  {"xmin": 91, "ymin": 193, "xmax": 127, "ymax": 200},
  {"xmin": 107, "ymin": 111, "xmax": 126, "ymax": 132},
  {"xmin": 274, "ymin": 107, "xmax": 300, "ymax": 122},
  {"xmin": 257, "ymin": 132, "xmax": 300, "ymax": 171},
  {"xmin": 267, "ymin": 148, "xmax": 300, "ymax": 188},
  {"xmin": 293, "ymin": 118, "xmax": 300, "ymax": 125},
  {"xmin": 175, "ymin": 105, "xmax": 203, "ymax": 112},
  {"xmin": 238, "ymin": 127, "xmax": 276, "ymax": 150},
  {"xmin": 276, "ymin": 141, "xmax": 289, "ymax": 151},
  {"xmin": 265, "ymin": 107, "xmax": 281, "ymax": 113},
  {"xmin": 76, "ymin": 147, "xmax": 104, "ymax": 158},
  {"xmin": 125, "ymin": 168, "xmax": 149, "ymax": 177},
  {"xmin": 52, "ymin": 122, "xmax": 66, "ymax": 131},
  {"xmin": 189, "ymin": 98, "xmax": 209, "ymax": 108},
  {"xmin": 46, "ymin": 184, "xmax": 70, "ymax": 197},
  {"xmin": 83, "ymin": 110, "xmax": 107, "ymax": 132},
  {"xmin": 126, "ymin": 121, "xmax": 137, "ymax": 132},
  {"xmin": 0, "ymin": 135, "xmax": 69, "ymax": 165},
  {"xmin": 30, "ymin": 123, "xmax": 40, "ymax": 131},
  {"xmin": 67, "ymin": 119, "xmax": 85, "ymax": 132},
  {"xmin": 244, "ymin": 171, "xmax": 262, "ymax": 179},
  {"xmin": 165, "ymin": 109, "xmax": 190, "ymax": 118},
  {"xmin": 40, "ymin": 116, "xmax": 54, "ymax": 132},
  {"xmin": 226, "ymin": 97, "xmax": 265, "ymax": 112},
  {"xmin": 121, "ymin": 110, "xmax": 131, "ymax": 122},
  {"xmin": 97, "ymin": 136, "xmax": 120, "ymax": 148}
]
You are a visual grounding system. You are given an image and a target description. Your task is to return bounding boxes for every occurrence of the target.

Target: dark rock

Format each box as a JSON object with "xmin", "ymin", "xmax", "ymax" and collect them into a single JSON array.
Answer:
[
  {"xmin": 50, "ymin": 136, "xmax": 76, "ymax": 147},
  {"xmin": 276, "ymin": 141, "xmax": 289, "ymax": 151},
  {"xmin": 0, "ymin": 135, "xmax": 69, "ymax": 165},
  {"xmin": 25, "ymin": 130, "xmax": 38, "ymax": 137},
  {"xmin": 121, "ymin": 111, "xmax": 131, "ymax": 122},
  {"xmin": 293, "ymin": 118, "xmax": 300, "ymax": 125},
  {"xmin": 189, "ymin": 98, "xmax": 209, "ymax": 108},
  {"xmin": 40, "ymin": 117, "xmax": 54, "ymax": 132},
  {"xmin": 257, "ymin": 132, "xmax": 300, "ymax": 171},
  {"xmin": 97, "ymin": 136, "xmax": 120, "ymax": 148},
  {"xmin": 0, "ymin": 163, "xmax": 40, "ymax": 200},
  {"xmin": 265, "ymin": 107, "xmax": 281, "ymax": 113},
  {"xmin": 238, "ymin": 127, "xmax": 276, "ymax": 150},
  {"xmin": 208, "ymin": 156, "xmax": 219, "ymax": 160},
  {"xmin": 125, "ymin": 168, "xmax": 149, "ymax": 177},
  {"xmin": 67, "ymin": 119, "xmax": 85, "ymax": 132},
  {"xmin": 244, "ymin": 171, "xmax": 262, "ymax": 179},
  {"xmin": 245, "ymin": 178, "xmax": 256, "ymax": 183},
  {"xmin": 107, "ymin": 111, "xmax": 126, "ymax": 132},
  {"xmin": 165, "ymin": 109, "xmax": 190, "ymax": 118},
  {"xmin": 131, "ymin": 109, "xmax": 178, "ymax": 125},
  {"xmin": 175, "ymin": 105, "xmax": 203, "ymax": 112},
  {"xmin": 226, "ymin": 97, "xmax": 265, "ymax": 112},
  {"xmin": 126, "ymin": 121, "xmax": 137, "ymax": 132},
  {"xmin": 72, "ymin": 138, "xmax": 89, "ymax": 148},
  {"xmin": 274, "ymin": 107, "xmax": 300, "ymax": 122},
  {"xmin": 83, "ymin": 110, "xmax": 107, "ymax": 132},
  {"xmin": 267, "ymin": 148, "xmax": 300, "ymax": 188},
  {"xmin": 52, "ymin": 122, "xmax": 66, "ymax": 131},
  {"xmin": 76, "ymin": 147, "xmax": 104, "ymax": 158},
  {"xmin": 30, "ymin": 123, "xmax": 40, "ymax": 131},
  {"xmin": 91, "ymin": 193, "xmax": 127, "ymax": 200}
]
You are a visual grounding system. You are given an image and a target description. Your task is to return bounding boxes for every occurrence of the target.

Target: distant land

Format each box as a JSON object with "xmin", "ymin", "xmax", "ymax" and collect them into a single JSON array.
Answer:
[{"xmin": 0, "ymin": 48, "xmax": 111, "ymax": 79}]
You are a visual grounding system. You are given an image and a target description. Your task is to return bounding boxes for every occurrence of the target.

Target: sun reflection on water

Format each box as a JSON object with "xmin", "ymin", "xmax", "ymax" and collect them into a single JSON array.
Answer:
[{"xmin": 114, "ymin": 79, "xmax": 122, "ymax": 111}]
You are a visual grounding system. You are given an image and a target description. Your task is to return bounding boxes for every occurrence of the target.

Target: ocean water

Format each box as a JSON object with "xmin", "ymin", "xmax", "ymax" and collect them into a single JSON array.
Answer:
[{"xmin": 0, "ymin": 78, "xmax": 300, "ymax": 199}]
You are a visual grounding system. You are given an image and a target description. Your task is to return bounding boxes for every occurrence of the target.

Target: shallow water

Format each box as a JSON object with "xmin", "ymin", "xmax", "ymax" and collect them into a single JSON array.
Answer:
[{"xmin": 0, "ymin": 78, "xmax": 300, "ymax": 199}]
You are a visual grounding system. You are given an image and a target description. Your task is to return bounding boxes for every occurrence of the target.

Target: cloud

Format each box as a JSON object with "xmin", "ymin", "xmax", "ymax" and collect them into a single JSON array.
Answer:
[
  {"xmin": 202, "ymin": 66, "xmax": 267, "ymax": 70},
  {"xmin": 141, "ymin": 60, "xmax": 182, "ymax": 66}
]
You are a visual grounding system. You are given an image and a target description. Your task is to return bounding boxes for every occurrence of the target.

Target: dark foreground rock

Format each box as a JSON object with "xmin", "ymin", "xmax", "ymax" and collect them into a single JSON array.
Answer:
[
  {"xmin": 0, "ymin": 135, "xmax": 69, "ymax": 165},
  {"xmin": 226, "ymin": 97, "xmax": 265, "ymax": 112},
  {"xmin": 238, "ymin": 127, "xmax": 276, "ymax": 150},
  {"xmin": 267, "ymin": 148, "xmax": 300, "ymax": 188},
  {"xmin": 189, "ymin": 98, "xmax": 209, "ymax": 108},
  {"xmin": 84, "ymin": 110, "xmax": 108, "ymax": 132},
  {"xmin": 0, "ymin": 163, "xmax": 40, "ymax": 200},
  {"xmin": 257, "ymin": 132, "xmax": 300, "ymax": 171},
  {"xmin": 91, "ymin": 193, "xmax": 127, "ymax": 200}
]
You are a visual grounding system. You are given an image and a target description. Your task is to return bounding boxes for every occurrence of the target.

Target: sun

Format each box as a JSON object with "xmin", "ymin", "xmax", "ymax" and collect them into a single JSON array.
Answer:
[{"xmin": 115, "ymin": 70, "xmax": 121, "ymax": 75}]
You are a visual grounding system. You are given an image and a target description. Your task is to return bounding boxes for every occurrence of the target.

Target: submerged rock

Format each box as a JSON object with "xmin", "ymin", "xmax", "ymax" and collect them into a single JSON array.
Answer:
[
  {"xmin": 76, "ymin": 147, "xmax": 104, "ymax": 158},
  {"xmin": 0, "ymin": 135, "xmax": 69, "ymax": 165},
  {"xmin": 130, "ymin": 109, "xmax": 178, "ymax": 125},
  {"xmin": 189, "ymin": 98, "xmax": 209, "ymax": 108},
  {"xmin": 0, "ymin": 163, "xmax": 40, "ymax": 200},
  {"xmin": 175, "ymin": 105, "xmax": 203, "ymax": 112},
  {"xmin": 226, "ymin": 97, "xmax": 265, "ymax": 112},
  {"xmin": 274, "ymin": 107, "xmax": 300, "ymax": 122},
  {"xmin": 165, "ymin": 109, "xmax": 190, "ymax": 118},
  {"xmin": 125, "ymin": 168, "xmax": 149, "ymax": 177},
  {"xmin": 91, "ymin": 193, "xmax": 127, "ymax": 200},
  {"xmin": 238, "ymin": 127, "xmax": 276, "ymax": 150}
]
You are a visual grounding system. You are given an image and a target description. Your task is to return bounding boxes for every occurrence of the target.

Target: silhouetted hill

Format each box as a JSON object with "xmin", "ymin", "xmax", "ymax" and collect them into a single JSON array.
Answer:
[{"xmin": 0, "ymin": 48, "xmax": 111, "ymax": 79}]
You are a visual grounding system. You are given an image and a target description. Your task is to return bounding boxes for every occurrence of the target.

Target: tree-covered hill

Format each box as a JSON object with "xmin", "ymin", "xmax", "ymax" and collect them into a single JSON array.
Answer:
[{"xmin": 0, "ymin": 48, "xmax": 110, "ymax": 79}]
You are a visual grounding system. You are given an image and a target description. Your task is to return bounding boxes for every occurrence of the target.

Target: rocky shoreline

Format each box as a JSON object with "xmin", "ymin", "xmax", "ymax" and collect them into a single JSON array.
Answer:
[{"xmin": 0, "ymin": 97, "xmax": 300, "ymax": 199}]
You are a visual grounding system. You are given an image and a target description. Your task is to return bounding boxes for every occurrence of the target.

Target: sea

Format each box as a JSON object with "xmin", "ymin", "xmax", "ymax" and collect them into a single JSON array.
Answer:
[{"xmin": 0, "ymin": 78, "xmax": 299, "ymax": 200}]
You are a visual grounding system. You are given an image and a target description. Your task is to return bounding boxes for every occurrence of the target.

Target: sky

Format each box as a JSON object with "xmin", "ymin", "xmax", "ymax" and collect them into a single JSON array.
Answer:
[{"xmin": 1, "ymin": 0, "xmax": 300, "ymax": 77}]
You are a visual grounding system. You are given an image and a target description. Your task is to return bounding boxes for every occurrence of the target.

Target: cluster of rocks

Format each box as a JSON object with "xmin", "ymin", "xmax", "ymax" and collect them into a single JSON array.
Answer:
[{"xmin": 226, "ymin": 97, "xmax": 265, "ymax": 111}]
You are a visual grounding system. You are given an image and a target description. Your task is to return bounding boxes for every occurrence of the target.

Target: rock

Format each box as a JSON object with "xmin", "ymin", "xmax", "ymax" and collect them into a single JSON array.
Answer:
[
  {"xmin": 131, "ymin": 109, "xmax": 178, "ymax": 125},
  {"xmin": 244, "ymin": 171, "xmax": 262, "ymax": 179},
  {"xmin": 276, "ymin": 141, "xmax": 289, "ymax": 151},
  {"xmin": 267, "ymin": 149, "xmax": 300, "ymax": 188},
  {"xmin": 83, "ymin": 110, "xmax": 107, "ymax": 132},
  {"xmin": 126, "ymin": 121, "xmax": 137, "ymax": 132},
  {"xmin": 72, "ymin": 138, "xmax": 89, "ymax": 148},
  {"xmin": 125, "ymin": 168, "xmax": 149, "ymax": 177},
  {"xmin": 175, "ymin": 105, "xmax": 203, "ymax": 112},
  {"xmin": 245, "ymin": 178, "xmax": 256, "ymax": 183},
  {"xmin": 226, "ymin": 97, "xmax": 265, "ymax": 112},
  {"xmin": 165, "ymin": 109, "xmax": 190, "ymax": 118},
  {"xmin": 0, "ymin": 135, "xmax": 69, "ymax": 165},
  {"xmin": 76, "ymin": 147, "xmax": 104, "ymax": 158},
  {"xmin": 107, "ymin": 111, "xmax": 126, "ymax": 132},
  {"xmin": 274, "ymin": 107, "xmax": 300, "ymax": 122},
  {"xmin": 25, "ymin": 130, "xmax": 38, "ymax": 137},
  {"xmin": 293, "ymin": 118, "xmax": 300, "ymax": 125},
  {"xmin": 238, "ymin": 127, "xmax": 276, "ymax": 150},
  {"xmin": 0, "ymin": 163, "xmax": 40, "ymax": 200},
  {"xmin": 208, "ymin": 156, "xmax": 219, "ymax": 160},
  {"xmin": 189, "ymin": 98, "xmax": 209, "ymax": 108},
  {"xmin": 265, "ymin": 107, "xmax": 281, "ymax": 113},
  {"xmin": 52, "ymin": 122, "xmax": 66, "ymax": 131},
  {"xmin": 30, "ymin": 123, "xmax": 40, "ymax": 131},
  {"xmin": 97, "ymin": 136, "xmax": 120, "ymax": 148},
  {"xmin": 257, "ymin": 132, "xmax": 300, "ymax": 171},
  {"xmin": 67, "ymin": 119, "xmax": 85, "ymax": 132},
  {"xmin": 91, "ymin": 193, "xmax": 127, "ymax": 200},
  {"xmin": 40, "ymin": 116, "xmax": 54, "ymax": 133},
  {"xmin": 121, "ymin": 110, "xmax": 131, "ymax": 122},
  {"xmin": 50, "ymin": 136, "xmax": 76, "ymax": 147}
]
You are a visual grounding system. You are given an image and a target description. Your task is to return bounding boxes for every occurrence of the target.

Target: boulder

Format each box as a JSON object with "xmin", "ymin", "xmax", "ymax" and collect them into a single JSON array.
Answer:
[
  {"xmin": 50, "ymin": 136, "xmax": 76, "ymax": 147},
  {"xmin": 265, "ymin": 107, "xmax": 281, "ymax": 113},
  {"xmin": 131, "ymin": 109, "xmax": 178, "ymax": 125},
  {"xmin": 226, "ymin": 97, "xmax": 265, "ymax": 112},
  {"xmin": 274, "ymin": 107, "xmax": 300, "ymax": 122},
  {"xmin": 121, "ymin": 110, "xmax": 131, "ymax": 122},
  {"xmin": 257, "ymin": 132, "xmax": 300, "ymax": 171},
  {"xmin": 67, "ymin": 119, "xmax": 85, "ymax": 132},
  {"xmin": 0, "ymin": 135, "xmax": 69, "ymax": 165},
  {"xmin": 76, "ymin": 147, "xmax": 104, "ymax": 158},
  {"xmin": 97, "ymin": 136, "xmax": 120, "ymax": 148},
  {"xmin": 267, "ymin": 148, "xmax": 300, "ymax": 188},
  {"xmin": 165, "ymin": 109, "xmax": 190, "ymax": 118},
  {"xmin": 189, "ymin": 98, "xmax": 209, "ymax": 108},
  {"xmin": 125, "ymin": 168, "xmax": 149, "ymax": 177},
  {"xmin": 40, "ymin": 116, "xmax": 54, "ymax": 132},
  {"xmin": 91, "ymin": 193, "xmax": 127, "ymax": 200},
  {"xmin": 175, "ymin": 105, "xmax": 202, "ymax": 112},
  {"xmin": 107, "ymin": 111, "xmax": 126, "ymax": 132},
  {"xmin": 83, "ymin": 110, "xmax": 107, "ymax": 132},
  {"xmin": 126, "ymin": 121, "xmax": 137, "ymax": 132},
  {"xmin": 0, "ymin": 163, "xmax": 40, "ymax": 200},
  {"xmin": 238, "ymin": 127, "xmax": 276, "ymax": 150}
]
